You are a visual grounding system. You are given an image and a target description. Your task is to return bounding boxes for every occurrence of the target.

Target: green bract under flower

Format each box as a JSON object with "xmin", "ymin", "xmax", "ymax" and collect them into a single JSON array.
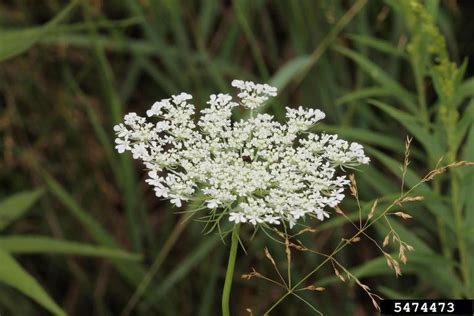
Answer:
[{"xmin": 114, "ymin": 80, "xmax": 369, "ymax": 228}]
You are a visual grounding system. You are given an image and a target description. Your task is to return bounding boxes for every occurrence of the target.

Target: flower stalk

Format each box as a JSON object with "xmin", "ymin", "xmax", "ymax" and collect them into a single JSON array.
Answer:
[{"xmin": 222, "ymin": 224, "xmax": 240, "ymax": 316}]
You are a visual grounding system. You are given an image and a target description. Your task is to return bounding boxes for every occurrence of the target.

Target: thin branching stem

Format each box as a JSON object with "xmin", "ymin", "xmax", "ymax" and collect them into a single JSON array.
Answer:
[{"xmin": 264, "ymin": 162, "xmax": 472, "ymax": 314}]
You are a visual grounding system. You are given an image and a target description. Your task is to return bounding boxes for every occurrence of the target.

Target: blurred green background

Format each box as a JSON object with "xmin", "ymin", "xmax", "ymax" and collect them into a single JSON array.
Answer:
[{"xmin": 1, "ymin": 0, "xmax": 474, "ymax": 315}]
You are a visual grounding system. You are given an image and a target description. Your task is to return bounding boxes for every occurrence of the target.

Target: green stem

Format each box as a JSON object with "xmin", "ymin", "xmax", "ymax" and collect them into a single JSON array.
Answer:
[
  {"xmin": 411, "ymin": 57, "xmax": 430, "ymax": 130},
  {"xmin": 451, "ymin": 171, "xmax": 471, "ymax": 296},
  {"xmin": 264, "ymin": 291, "xmax": 291, "ymax": 315},
  {"xmin": 433, "ymin": 179, "xmax": 451, "ymax": 259},
  {"xmin": 222, "ymin": 224, "xmax": 240, "ymax": 316}
]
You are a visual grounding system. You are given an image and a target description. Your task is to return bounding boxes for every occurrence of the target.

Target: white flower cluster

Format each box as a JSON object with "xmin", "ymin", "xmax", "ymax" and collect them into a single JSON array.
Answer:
[{"xmin": 114, "ymin": 80, "xmax": 369, "ymax": 228}]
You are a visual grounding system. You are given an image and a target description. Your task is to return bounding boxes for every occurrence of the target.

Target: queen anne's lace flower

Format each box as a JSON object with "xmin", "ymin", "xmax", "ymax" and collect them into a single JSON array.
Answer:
[{"xmin": 114, "ymin": 80, "xmax": 369, "ymax": 228}]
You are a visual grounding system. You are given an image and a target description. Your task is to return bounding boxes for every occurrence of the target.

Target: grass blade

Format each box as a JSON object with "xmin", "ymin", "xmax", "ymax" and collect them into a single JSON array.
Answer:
[
  {"xmin": 368, "ymin": 99, "xmax": 444, "ymax": 159},
  {"xmin": 334, "ymin": 45, "xmax": 416, "ymax": 110},
  {"xmin": 0, "ymin": 189, "xmax": 44, "ymax": 231},
  {"xmin": 335, "ymin": 87, "xmax": 392, "ymax": 106},
  {"xmin": 0, "ymin": 0, "xmax": 80, "ymax": 61},
  {"xmin": 347, "ymin": 33, "xmax": 407, "ymax": 57},
  {"xmin": 0, "ymin": 248, "xmax": 66, "ymax": 316},
  {"xmin": 38, "ymin": 169, "xmax": 147, "ymax": 285},
  {"xmin": 0, "ymin": 236, "xmax": 141, "ymax": 260}
]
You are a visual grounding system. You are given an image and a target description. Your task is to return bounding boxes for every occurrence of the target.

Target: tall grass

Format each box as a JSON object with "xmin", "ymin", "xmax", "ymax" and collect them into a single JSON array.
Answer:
[{"xmin": 0, "ymin": 0, "xmax": 473, "ymax": 315}]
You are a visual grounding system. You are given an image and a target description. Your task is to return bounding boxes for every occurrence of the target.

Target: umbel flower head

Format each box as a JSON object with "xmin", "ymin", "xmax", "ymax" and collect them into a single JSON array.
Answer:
[{"xmin": 114, "ymin": 80, "xmax": 369, "ymax": 228}]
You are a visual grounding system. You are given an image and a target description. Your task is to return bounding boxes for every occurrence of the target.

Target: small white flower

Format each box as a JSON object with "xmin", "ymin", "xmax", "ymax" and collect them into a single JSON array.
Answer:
[
  {"xmin": 264, "ymin": 215, "xmax": 280, "ymax": 225},
  {"xmin": 113, "ymin": 123, "xmax": 129, "ymax": 138},
  {"xmin": 170, "ymin": 197, "xmax": 183, "ymax": 207},
  {"xmin": 147, "ymin": 101, "xmax": 165, "ymax": 117},
  {"xmin": 231, "ymin": 79, "xmax": 277, "ymax": 109},
  {"xmin": 115, "ymin": 138, "xmax": 130, "ymax": 153},
  {"xmin": 206, "ymin": 199, "xmax": 220, "ymax": 209},
  {"xmin": 131, "ymin": 143, "xmax": 148, "ymax": 160},
  {"xmin": 316, "ymin": 210, "xmax": 330, "ymax": 221},
  {"xmin": 172, "ymin": 92, "xmax": 193, "ymax": 104},
  {"xmin": 229, "ymin": 212, "xmax": 247, "ymax": 224},
  {"xmin": 154, "ymin": 186, "xmax": 169, "ymax": 198}
]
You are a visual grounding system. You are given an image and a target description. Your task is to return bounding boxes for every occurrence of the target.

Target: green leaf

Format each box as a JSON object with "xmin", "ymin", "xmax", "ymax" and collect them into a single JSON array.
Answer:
[
  {"xmin": 198, "ymin": 0, "xmax": 219, "ymax": 42},
  {"xmin": 0, "ymin": 236, "xmax": 141, "ymax": 260},
  {"xmin": 333, "ymin": 45, "xmax": 416, "ymax": 111},
  {"xmin": 368, "ymin": 99, "xmax": 444, "ymax": 159},
  {"xmin": 0, "ymin": 0, "xmax": 80, "ymax": 62},
  {"xmin": 40, "ymin": 171, "xmax": 120, "ymax": 247},
  {"xmin": 39, "ymin": 169, "xmax": 145, "ymax": 281},
  {"xmin": 38, "ymin": 169, "xmax": 167, "ymax": 306},
  {"xmin": 250, "ymin": 56, "xmax": 313, "ymax": 117},
  {"xmin": 335, "ymin": 87, "xmax": 392, "ymax": 106},
  {"xmin": 198, "ymin": 249, "xmax": 224, "ymax": 316},
  {"xmin": 378, "ymin": 286, "xmax": 417, "ymax": 299},
  {"xmin": 455, "ymin": 99, "xmax": 474, "ymax": 151},
  {"xmin": 0, "ymin": 28, "xmax": 43, "ymax": 62},
  {"xmin": 456, "ymin": 78, "xmax": 474, "ymax": 106},
  {"xmin": 233, "ymin": 0, "xmax": 269, "ymax": 79},
  {"xmin": 316, "ymin": 252, "xmax": 461, "ymax": 296},
  {"xmin": 150, "ymin": 233, "xmax": 220, "ymax": 301},
  {"xmin": 347, "ymin": 34, "xmax": 407, "ymax": 58},
  {"xmin": 0, "ymin": 189, "xmax": 44, "ymax": 231},
  {"xmin": 269, "ymin": 56, "xmax": 311, "ymax": 91},
  {"xmin": 462, "ymin": 115, "xmax": 474, "ymax": 253},
  {"xmin": 0, "ymin": 248, "xmax": 66, "ymax": 316}
]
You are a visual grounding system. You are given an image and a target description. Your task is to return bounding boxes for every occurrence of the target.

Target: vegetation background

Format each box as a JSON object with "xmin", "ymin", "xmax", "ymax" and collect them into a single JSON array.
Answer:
[{"xmin": 1, "ymin": 0, "xmax": 473, "ymax": 315}]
